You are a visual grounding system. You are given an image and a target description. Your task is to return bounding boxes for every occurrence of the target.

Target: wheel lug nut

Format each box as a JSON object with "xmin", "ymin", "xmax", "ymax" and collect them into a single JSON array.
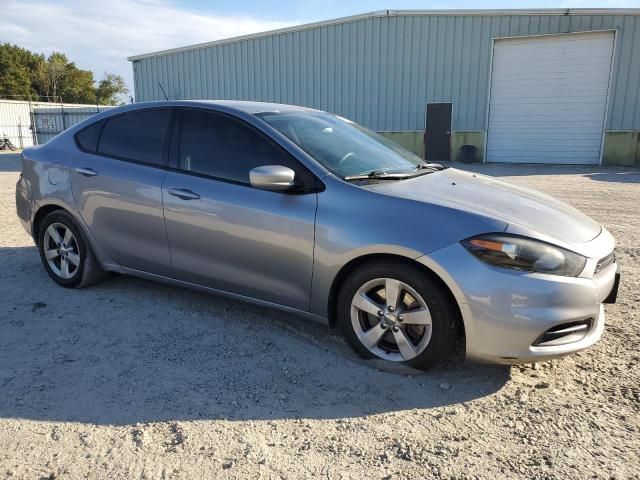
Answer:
[
  {"xmin": 388, "ymin": 306, "xmax": 394, "ymax": 312},
  {"xmin": 378, "ymin": 310, "xmax": 384, "ymax": 317},
  {"xmin": 397, "ymin": 315, "xmax": 403, "ymax": 322},
  {"xmin": 392, "ymin": 326, "xmax": 399, "ymax": 332},
  {"xmin": 380, "ymin": 322, "xmax": 387, "ymax": 329}
]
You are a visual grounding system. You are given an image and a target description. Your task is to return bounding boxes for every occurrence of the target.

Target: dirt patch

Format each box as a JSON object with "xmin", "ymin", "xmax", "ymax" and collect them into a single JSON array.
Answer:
[{"xmin": 1, "ymin": 153, "xmax": 639, "ymax": 479}]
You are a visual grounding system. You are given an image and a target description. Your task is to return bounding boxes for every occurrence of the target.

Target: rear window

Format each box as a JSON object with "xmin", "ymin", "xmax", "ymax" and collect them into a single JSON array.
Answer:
[
  {"xmin": 97, "ymin": 109, "xmax": 171, "ymax": 165},
  {"xmin": 75, "ymin": 120, "xmax": 104, "ymax": 152}
]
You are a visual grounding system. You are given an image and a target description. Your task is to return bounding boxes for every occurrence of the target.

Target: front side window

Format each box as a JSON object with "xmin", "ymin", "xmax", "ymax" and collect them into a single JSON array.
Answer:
[
  {"xmin": 98, "ymin": 109, "xmax": 171, "ymax": 165},
  {"xmin": 179, "ymin": 109, "xmax": 295, "ymax": 184},
  {"xmin": 257, "ymin": 111, "xmax": 423, "ymax": 178}
]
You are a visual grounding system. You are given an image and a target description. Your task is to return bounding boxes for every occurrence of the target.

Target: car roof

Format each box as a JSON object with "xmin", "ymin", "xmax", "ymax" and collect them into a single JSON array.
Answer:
[
  {"xmin": 199, "ymin": 100, "xmax": 315, "ymax": 114},
  {"xmin": 107, "ymin": 100, "xmax": 318, "ymax": 116}
]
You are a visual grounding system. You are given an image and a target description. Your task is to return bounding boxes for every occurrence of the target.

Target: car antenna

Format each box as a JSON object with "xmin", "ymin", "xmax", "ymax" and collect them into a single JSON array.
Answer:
[{"xmin": 158, "ymin": 82, "xmax": 169, "ymax": 100}]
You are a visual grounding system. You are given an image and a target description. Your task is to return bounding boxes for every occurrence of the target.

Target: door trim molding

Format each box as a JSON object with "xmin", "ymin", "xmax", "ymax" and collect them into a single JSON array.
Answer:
[{"xmin": 113, "ymin": 264, "xmax": 328, "ymax": 324}]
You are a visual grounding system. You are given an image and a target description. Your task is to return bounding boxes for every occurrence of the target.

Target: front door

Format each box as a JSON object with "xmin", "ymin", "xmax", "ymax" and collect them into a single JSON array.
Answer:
[
  {"xmin": 162, "ymin": 108, "xmax": 317, "ymax": 310},
  {"xmin": 424, "ymin": 103, "xmax": 452, "ymax": 162},
  {"xmin": 70, "ymin": 108, "xmax": 173, "ymax": 275}
]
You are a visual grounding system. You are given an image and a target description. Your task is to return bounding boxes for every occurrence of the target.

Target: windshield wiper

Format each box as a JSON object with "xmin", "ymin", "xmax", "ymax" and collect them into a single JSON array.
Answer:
[
  {"xmin": 343, "ymin": 163, "xmax": 446, "ymax": 182},
  {"xmin": 397, "ymin": 162, "xmax": 447, "ymax": 179},
  {"xmin": 413, "ymin": 162, "xmax": 445, "ymax": 172},
  {"xmin": 343, "ymin": 170, "xmax": 407, "ymax": 181}
]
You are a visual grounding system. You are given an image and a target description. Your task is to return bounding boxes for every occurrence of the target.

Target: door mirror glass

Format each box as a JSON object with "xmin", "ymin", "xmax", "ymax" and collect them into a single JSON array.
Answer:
[{"xmin": 250, "ymin": 165, "xmax": 295, "ymax": 191}]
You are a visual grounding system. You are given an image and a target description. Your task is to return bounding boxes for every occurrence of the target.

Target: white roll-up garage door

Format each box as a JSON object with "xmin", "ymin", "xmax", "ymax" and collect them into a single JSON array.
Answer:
[{"xmin": 486, "ymin": 31, "xmax": 615, "ymax": 164}]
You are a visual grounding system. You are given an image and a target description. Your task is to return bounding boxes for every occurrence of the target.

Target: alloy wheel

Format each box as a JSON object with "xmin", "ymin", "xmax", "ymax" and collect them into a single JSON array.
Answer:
[
  {"xmin": 43, "ymin": 222, "xmax": 81, "ymax": 280},
  {"xmin": 350, "ymin": 277, "xmax": 432, "ymax": 362}
]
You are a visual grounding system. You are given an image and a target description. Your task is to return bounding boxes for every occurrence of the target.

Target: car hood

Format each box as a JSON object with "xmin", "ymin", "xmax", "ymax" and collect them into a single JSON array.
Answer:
[{"xmin": 364, "ymin": 168, "xmax": 601, "ymax": 245}]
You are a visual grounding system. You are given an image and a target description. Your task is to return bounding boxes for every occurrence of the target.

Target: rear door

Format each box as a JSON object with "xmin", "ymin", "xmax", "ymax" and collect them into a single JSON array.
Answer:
[
  {"xmin": 162, "ymin": 108, "xmax": 318, "ymax": 310},
  {"xmin": 70, "ymin": 108, "xmax": 173, "ymax": 275}
]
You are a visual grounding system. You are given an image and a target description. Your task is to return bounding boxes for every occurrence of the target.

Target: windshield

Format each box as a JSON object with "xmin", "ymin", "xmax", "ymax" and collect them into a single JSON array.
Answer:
[{"xmin": 256, "ymin": 111, "xmax": 423, "ymax": 178}]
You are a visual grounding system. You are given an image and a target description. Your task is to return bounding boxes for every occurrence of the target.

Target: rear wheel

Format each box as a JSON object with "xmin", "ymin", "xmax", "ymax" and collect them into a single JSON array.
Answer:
[
  {"xmin": 337, "ymin": 260, "xmax": 458, "ymax": 370},
  {"xmin": 37, "ymin": 210, "xmax": 105, "ymax": 288}
]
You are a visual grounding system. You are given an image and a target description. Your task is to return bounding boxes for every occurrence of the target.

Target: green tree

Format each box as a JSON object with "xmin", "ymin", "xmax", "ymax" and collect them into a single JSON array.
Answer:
[
  {"xmin": 40, "ymin": 52, "xmax": 68, "ymax": 100},
  {"xmin": 0, "ymin": 43, "xmax": 129, "ymax": 105},
  {"xmin": 36, "ymin": 53, "xmax": 96, "ymax": 103},
  {"xmin": 0, "ymin": 54, "xmax": 32, "ymax": 99},
  {"xmin": 59, "ymin": 63, "xmax": 96, "ymax": 103},
  {"xmin": 95, "ymin": 73, "xmax": 129, "ymax": 105},
  {"xmin": 0, "ymin": 43, "xmax": 45, "ymax": 100}
]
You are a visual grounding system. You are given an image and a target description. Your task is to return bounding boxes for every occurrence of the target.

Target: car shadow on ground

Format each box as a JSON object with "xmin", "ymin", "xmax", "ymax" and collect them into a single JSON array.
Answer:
[
  {"xmin": 452, "ymin": 162, "xmax": 640, "ymax": 183},
  {"xmin": 0, "ymin": 245, "xmax": 511, "ymax": 426},
  {"xmin": 581, "ymin": 171, "xmax": 640, "ymax": 183}
]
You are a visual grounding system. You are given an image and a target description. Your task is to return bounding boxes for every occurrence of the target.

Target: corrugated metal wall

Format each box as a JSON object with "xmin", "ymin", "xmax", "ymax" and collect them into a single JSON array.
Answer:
[{"xmin": 131, "ymin": 12, "xmax": 640, "ymax": 132}]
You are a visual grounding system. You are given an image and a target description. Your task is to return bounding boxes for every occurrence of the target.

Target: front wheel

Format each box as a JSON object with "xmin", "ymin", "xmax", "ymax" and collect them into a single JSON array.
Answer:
[{"xmin": 337, "ymin": 261, "xmax": 458, "ymax": 370}]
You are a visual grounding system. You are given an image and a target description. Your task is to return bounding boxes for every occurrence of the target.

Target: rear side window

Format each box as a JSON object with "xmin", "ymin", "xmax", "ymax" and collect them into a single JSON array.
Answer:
[
  {"xmin": 98, "ymin": 109, "xmax": 171, "ymax": 165},
  {"xmin": 179, "ymin": 109, "xmax": 295, "ymax": 184},
  {"xmin": 75, "ymin": 120, "xmax": 103, "ymax": 152}
]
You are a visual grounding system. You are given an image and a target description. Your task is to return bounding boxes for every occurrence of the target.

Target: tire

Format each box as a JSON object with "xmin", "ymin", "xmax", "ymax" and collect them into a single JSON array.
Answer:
[
  {"xmin": 337, "ymin": 260, "xmax": 458, "ymax": 370},
  {"xmin": 37, "ymin": 210, "xmax": 106, "ymax": 288}
]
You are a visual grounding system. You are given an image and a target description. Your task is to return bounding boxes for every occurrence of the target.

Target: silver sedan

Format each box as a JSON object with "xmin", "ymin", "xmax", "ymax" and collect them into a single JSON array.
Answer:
[{"xmin": 15, "ymin": 101, "xmax": 620, "ymax": 369}]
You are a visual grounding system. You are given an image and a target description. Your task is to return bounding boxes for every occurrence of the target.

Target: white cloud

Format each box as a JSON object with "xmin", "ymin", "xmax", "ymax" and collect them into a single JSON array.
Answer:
[{"xmin": 2, "ymin": 0, "xmax": 295, "ymax": 96}]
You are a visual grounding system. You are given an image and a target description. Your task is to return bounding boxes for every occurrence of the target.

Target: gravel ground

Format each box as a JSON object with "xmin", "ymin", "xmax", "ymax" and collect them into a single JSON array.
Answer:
[{"xmin": 1, "ymin": 151, "xmax": 639, "ymax": 479}]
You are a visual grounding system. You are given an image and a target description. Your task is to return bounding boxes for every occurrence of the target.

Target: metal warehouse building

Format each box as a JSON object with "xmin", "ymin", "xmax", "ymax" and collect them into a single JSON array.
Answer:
[{"xmin": 128, "ymin": 9, "xmax": 640, "ymax": 166}]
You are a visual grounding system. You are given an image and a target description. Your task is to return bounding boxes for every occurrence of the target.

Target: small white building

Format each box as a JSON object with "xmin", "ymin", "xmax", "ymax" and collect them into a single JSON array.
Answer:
[{"xmin": 0, "ymin": 100, "xmax": 112, "ymax": 148}]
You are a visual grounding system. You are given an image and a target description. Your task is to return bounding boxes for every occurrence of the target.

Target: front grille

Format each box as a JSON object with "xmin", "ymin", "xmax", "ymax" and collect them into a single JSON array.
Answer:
[
  {"xmin": 533, "ymin": 319, "xmax": 592, "ymax": 347},
  {"xmin": 595, "ymin": 251, "xmax": 616, "ymax": 274}
]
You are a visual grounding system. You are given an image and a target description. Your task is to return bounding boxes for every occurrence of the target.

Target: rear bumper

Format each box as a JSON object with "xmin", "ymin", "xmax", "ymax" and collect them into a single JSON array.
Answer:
[
  {"xmin": 15, "ymin": 175, "xmax": 35, "ymax": 238},
  {"xmin": 417, "ymin": 240, "xmax": 617, "ymax": 364}
]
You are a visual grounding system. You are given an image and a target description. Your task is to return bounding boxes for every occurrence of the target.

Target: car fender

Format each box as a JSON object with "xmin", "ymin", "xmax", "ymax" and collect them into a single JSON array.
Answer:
[{"xmin": 309, "ymin": 175, "xmax": 508, "ymax": 318}]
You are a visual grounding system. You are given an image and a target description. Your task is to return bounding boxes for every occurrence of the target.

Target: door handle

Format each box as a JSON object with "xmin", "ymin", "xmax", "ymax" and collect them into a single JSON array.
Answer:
[
  {"xmin": 168, "ymin": 187, "xmax": 201, "ymax": 200},
  {"xmin": 75, "ymin": 167, "xmax": 98, "ymax": 177}
]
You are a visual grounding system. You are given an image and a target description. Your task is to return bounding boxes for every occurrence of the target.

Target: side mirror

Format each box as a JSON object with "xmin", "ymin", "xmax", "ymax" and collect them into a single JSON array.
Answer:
[{"xmin": 250, "ymin": 165, "xmax": 296, "ymax": 191}]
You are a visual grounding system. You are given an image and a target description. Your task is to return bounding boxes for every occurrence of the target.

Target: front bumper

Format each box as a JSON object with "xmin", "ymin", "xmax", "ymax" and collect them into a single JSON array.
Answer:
[{"xmin": 417, "ymin": 241, "xmax": 617, "ymax": 364}]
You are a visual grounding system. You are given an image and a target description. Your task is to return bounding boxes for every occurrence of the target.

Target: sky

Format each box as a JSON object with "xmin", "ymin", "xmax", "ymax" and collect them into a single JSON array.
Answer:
[{"xmin": 3, "ymin": 0, "xmax": 639, "ymax": 97}]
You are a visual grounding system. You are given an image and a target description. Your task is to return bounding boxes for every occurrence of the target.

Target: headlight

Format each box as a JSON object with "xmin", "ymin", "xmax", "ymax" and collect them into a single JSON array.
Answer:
[{"xmin": 461, "ymin": 234, "xmax": 586, "ymax": 277}]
